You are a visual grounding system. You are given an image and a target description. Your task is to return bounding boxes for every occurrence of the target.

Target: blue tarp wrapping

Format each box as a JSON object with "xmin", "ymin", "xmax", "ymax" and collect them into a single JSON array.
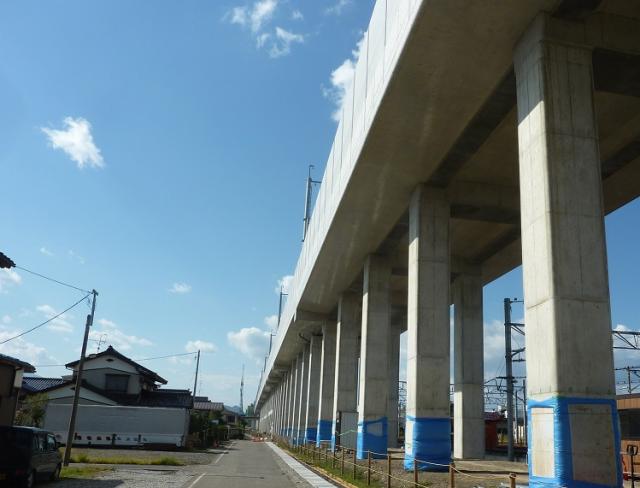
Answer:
[
  {"xmin": 316, "ymin": 419, "xmax": 332, "ymax": 447},
  {"xmin": 357, "ymin": 416, "xmax": 388, "ymax": 459},
  {"xmin": 403, "ymin": 416, "xmax": 450, "ymax": 471},
  {"xmin": 305, "ymin": 427, "xmax": 317, "ymax": 444},
  {"xmin": 527, "ymin": 396, "xmax": 621, "ymax": 488}
]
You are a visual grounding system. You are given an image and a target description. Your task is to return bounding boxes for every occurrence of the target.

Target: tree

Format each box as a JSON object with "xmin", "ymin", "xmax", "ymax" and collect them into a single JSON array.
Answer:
[
  {"xmin": 15, "ymin": 394, "xmax": 48, "ymax": 427},
  {"xmin": 245, "ymin": 403, "xmax": 255, "ymax": 416}
]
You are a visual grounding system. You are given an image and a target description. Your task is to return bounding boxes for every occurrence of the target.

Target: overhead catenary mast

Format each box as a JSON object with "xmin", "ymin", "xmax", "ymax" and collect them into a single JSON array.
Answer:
[{"xmin": 302, "ymin": 164, "xmax": 321, "ymax": 242}]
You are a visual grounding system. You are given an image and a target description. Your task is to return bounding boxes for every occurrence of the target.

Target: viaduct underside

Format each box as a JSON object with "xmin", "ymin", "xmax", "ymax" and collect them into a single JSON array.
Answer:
[{"xmin": 256, "ymin": 1, "xmax": 640, "ymax": 487}]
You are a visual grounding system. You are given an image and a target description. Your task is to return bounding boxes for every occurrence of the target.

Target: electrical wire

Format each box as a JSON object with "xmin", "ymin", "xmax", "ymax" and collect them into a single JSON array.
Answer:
[
  {"xmin": 32, "ymin": 350, "xmax": 206, "ymax": 368},
  {"xmin": 14, "ymin": 265, "xmax": 92, "ymax": 294},
  {"xmin": 134, "ymin": 352, "xmax": 198, "ymax": 362},
  {"xmin": 0, "ymin": 293, "xmax": 91, "ymax": 345}
]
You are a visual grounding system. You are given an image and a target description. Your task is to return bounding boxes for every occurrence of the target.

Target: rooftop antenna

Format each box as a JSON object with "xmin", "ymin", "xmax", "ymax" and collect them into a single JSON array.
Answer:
[
  {"xmin": 89, "ymin": 333, "xmax": 108, "ymax": 353},
  {"xmin": 302, "ymin": 164, "xmax": 321, "ymax": 242},
  {"xmin": 240, "ymin": 364, "xmax": 245, "ymax": 414}
]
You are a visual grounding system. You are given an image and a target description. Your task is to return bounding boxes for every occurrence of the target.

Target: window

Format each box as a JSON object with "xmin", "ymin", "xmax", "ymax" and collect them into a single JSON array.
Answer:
[
  {"xmin": 105, "ymin": 374, "xmax": 129, "ymax": 392},
  {"xmin": 47, "ymin": 434, "xmax": 57, "ymax": 451},
  {"xmin": 620, "ymin": 409, "xmax": 640, "ymax": 439},
  {"xmin": 33, "ymin": 435, "xmax": 45, "ymax": 453}
]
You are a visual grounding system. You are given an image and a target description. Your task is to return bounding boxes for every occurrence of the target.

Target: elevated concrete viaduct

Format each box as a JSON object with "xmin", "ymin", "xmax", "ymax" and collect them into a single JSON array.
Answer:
[{"xmin": 257, "ymin": 1, "xmax": 640, "ymax": 486}]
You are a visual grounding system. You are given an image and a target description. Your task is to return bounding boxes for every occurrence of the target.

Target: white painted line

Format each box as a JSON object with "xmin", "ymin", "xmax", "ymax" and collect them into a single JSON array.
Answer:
[
  {"xmin": 213, "ymin": 441, "xmax": 235, "ymax": 465},
  {"xmin": 266, "ymin": 442, "xmax": 337, "ymax": 487},
  {"xmin": 185, "ymin": 473, "xmax": 205, "ymax": 488}
]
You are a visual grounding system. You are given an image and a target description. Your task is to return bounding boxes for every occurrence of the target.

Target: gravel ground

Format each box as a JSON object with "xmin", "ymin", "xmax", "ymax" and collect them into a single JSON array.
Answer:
[
  {"xmin": 59, "ymin": 468, "xmax": 195, "ymax": 488},
  {"xmin": 67, "ymin": 448, "xmax": 215, "ymax": 465},
  {"xmin": 289, "ymin": 445, "xmax": 528, "ymax": 488}
]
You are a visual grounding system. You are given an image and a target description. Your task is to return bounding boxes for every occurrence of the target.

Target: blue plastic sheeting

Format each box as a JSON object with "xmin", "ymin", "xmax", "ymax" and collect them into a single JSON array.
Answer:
[
  {"xmin": 357, "ymin": 416, "xmax": 388, "ymax": 459},
  {"xmin": 316, "ymin": 419, "xmax": 332, "ymax": 447},
  {"xmin": 305, "ymin": 427, "xmax": 317, "ymax": 444},
  {"xmin": 527, "ymin": 396, "xmax": 621, "ymax": 488},
  {"xmin": 403, "ymin": 416, "xmax": 450, "ymax": 471}
]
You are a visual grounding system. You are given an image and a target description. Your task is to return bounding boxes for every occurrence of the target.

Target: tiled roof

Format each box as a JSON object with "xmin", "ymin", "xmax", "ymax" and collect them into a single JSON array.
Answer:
[
  {"xmin": 22, "ymin": 377, "xmax": 66, "ymax": 393},
  {"xmin": 193, "ymin": 401, "xmax": 224, "ymax": 411},
  {"xmin": 65, "ymin": 346, "xmax": 167, "ymax": 385},
  {"xmin": 0, "ymin": 353, "xmax": 35, "ymax": 373},
  {"xmin": 25, "ymin": 379, "xmax": 193, "ymax": 409}
]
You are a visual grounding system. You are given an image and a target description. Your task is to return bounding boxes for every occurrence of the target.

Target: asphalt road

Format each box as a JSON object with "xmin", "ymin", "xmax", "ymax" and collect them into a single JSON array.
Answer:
[{"xmin": 184, "ymin": 440, "xmax": 322, "ymax": 488}]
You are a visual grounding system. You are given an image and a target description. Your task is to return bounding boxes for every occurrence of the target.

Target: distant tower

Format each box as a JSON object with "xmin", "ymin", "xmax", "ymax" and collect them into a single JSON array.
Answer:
[{"xmin": 240, "ymin": 364, "xmax": 245, "ymax": 414}]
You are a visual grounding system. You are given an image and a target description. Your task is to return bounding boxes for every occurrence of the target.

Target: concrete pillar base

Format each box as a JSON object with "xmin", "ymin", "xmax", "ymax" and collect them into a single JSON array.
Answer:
[
  {"xmin": 404, "ymin": 416, "xmax": 450, "ymax": 471},
  {"xmin": 527, "ymin": 397, "xmax": 620, "ymax": 488},
  {"xmin": 357, "ymin": 416, "xmax": 388, "ymax": 459}
]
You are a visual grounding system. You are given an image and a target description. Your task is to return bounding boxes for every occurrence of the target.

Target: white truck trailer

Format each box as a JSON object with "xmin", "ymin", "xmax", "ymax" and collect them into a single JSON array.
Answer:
[{"xmin": 44, "ymin": 404, "xmax": 190, "ymax": 448}]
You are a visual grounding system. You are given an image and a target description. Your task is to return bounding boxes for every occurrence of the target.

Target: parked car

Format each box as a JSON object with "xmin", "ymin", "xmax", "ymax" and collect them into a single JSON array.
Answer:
[{"xmin": 0, "ymin": 426, "xmax": 62, "ymax": 487}]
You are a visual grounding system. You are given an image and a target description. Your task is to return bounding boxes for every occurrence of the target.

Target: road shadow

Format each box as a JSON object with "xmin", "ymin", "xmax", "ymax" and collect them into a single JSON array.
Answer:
[{"xmin": 46, "ymin": 481, "xmax": 123, "ymax": 487}]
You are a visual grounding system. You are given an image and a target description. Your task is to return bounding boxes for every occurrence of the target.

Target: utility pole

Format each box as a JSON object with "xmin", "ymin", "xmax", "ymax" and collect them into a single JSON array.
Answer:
[
  {"xmin": 193, "ymin": 350, "xmax": 201, "ymax": 399},
  {"xmin": 302, "ymin": 164, "xmax": 321, "ymax": 242},
  {"xmin": 63, "ymin": 289, "xmax": 97, "ymax": 466},
  {"xmin": 240, "ymin": 364, "xmax": 245, "ymax": 414},
  {"xmin": 504, "ymin": 297, "xmax": 515, "ymax": 462}
]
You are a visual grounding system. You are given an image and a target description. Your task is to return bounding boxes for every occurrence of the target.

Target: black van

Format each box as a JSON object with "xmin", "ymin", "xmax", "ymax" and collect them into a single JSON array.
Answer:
[{"xmin": 0, "ymin": 426, "xmax": 62, "ymax": 487}]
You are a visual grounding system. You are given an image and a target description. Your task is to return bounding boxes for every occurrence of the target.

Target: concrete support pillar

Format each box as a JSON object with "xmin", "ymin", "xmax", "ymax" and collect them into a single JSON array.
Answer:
[
  {"xmin": 305, "ymin": 335, "xmax": 322, "ymax": 444},
  {"xmin": 288, "ymin": 357, "xmax": 299, "ymax": 441},
  {"xmin": 332, "ymin": 292, "xmax": 361, "ymax": 451},
  {"xmin": 276, "ymin": 379, "xmax": 284, "ymax": 436},
  {"xmin": 387, "ymin": 323, "xmax": 401, "ymax": 448},
  {"xmin": 357, "ymin": 254, "xmax": 391, "ymax": 459},
  {"xmin": 317, "ymin": 321, "xmax": 336, "ymax": 447},
  {"xmin": 296, "ymin": 345, "xmax": 309, "ymax": 445},
  {"xmin": 514, "ymin": 14, "xmax": 620, "ymax": 487},
  {"xmin": 405, "ymin": 185, "xmax": 451, "ymax": 471},
  {"xmin": 282, "ymin": 371, "xmax": 291, "ymax": 437},
  {"xmin": 453, "ymin": 270, "xmax": 484, "ymax": 459}
]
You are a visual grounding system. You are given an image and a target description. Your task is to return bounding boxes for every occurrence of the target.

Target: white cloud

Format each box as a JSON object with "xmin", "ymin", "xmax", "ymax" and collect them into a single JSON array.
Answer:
[
  {"xmin": 323, "ymin": 31, "xmax": 366, "ymax": 121},
  {"xmin": 90, "ymin": 318, "xmax": 153, "ymax": 351},
  {"xmin": 230, "ymin": 6, "xmax": 248, "ymax": 26},
  {"xmin": 0, "ymin": 329, "xmax": 58, "ymax": 367},
  {"xmin": 2, "ymin": 315, "xmax": 11, "ymax": 325},
  {"xmin": 41, "ymin": 117, "xmax": 104, "ymax": 169},
  {"xmin": 227, "ymin": 1, "xmax": 304, "ymax": 58},
  {"xmin": 0, "ymin": 269, "xmax": 22, "ymax": 293},
  {"xmin": 40, "ymin": 247, "xmax": 54, "ymax": 257},
  {"xmin": 169, "ymin": 282, "xmax": 192, "ymax": 294},
  {"xmin": 227, "ymin": 327, "xmax": 270, "ymax": 363},
  {"xmin": 68, "ymin": 250, "xmax": 85, "ymax": 265},
  {"xmin": 250, "ymin": 0, "xmax": 278, "ymax": 33},
  {"xmin": 264, "ymin": 314, "xmax": 278, "ymax": 331},
  {"xmin": 275, "ymin": 274, "xmax": 293, "ymax": 294},
  {"xmin": 256, "ymin": 32, "xmax": 271, "ymax": 48},
  {"xmin": 36, "ymin": 304, "xmax": 74, "ymax": 334},
  {"xmin": 227, "ymin": 0, "xmax": 278, "ymax": 33},
  {"xmin": 326, "ymin": 0, "xmax": 351, "ymax": 15},
  {"xmin": 185, "ymin": 340, "xmax": 217, "ymax": 353},
  {"xmin": 269, "ymin": 27, "xmax": 304, "ymax": 58}
]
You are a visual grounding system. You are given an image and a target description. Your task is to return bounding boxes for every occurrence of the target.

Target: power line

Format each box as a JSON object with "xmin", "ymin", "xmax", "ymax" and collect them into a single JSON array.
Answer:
[
  {"xmin": 32, "ymin": 350, "xmax": 208, "ymax": 368},
  {"xmin": 134, "ymin": 352, "xmax": 198, "ymax": 362},
  {"xmin": 0, "ymin": 293, "xmax": 91, "ymax": 345},
  {"xmin": 14, "ymin": 265, "xmax": 91, "ymax": 295}
]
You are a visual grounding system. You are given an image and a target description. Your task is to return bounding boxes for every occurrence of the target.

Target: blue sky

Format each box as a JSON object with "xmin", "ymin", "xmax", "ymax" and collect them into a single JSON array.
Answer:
[{"xmin": 1, "ymin": 0, "xmax": 639, "ymax": 408}]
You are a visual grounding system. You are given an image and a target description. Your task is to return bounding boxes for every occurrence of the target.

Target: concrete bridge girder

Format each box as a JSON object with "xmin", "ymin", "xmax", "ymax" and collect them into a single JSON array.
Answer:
[{"xmin": 257, "ymin": 4, "xmax": 640, "ymax": 487}]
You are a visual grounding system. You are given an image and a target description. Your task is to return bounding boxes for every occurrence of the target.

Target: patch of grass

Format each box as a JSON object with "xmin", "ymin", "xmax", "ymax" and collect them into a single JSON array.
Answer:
[
  {"xmin": 68, "ymin": 454, "xmax": 184, "ymax": 466},
  {"xmin": 279, "ymin": 442, "xmax": 384, "ymax": 488},
  {"xmin": 61, "ymin": 466, "xmax": 110, "ymax": 479}
]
